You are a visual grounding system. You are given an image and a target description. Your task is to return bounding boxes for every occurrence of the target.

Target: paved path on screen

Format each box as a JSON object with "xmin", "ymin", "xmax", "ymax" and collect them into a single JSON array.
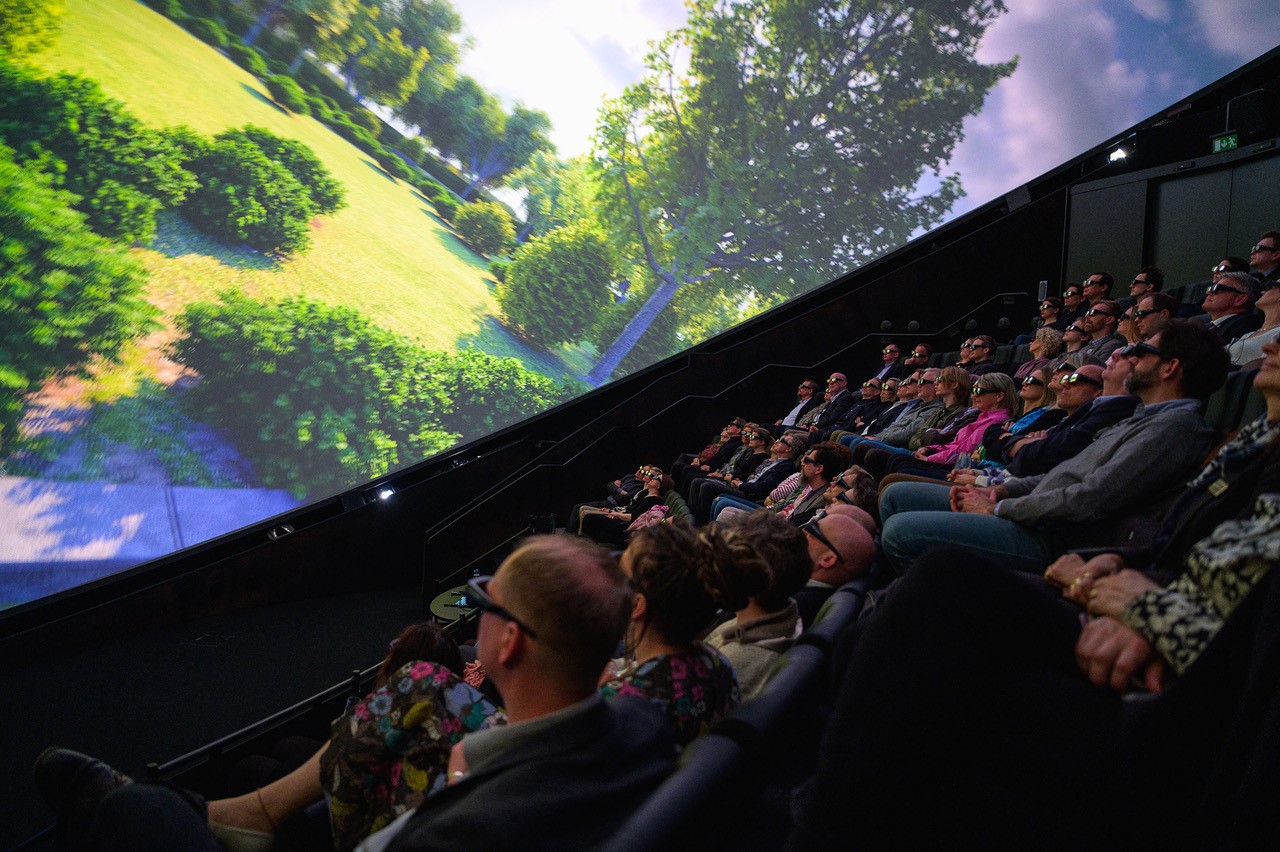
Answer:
[{"xmin": 0, "ymin": 476, "xmax": 300, "ymax": 605}]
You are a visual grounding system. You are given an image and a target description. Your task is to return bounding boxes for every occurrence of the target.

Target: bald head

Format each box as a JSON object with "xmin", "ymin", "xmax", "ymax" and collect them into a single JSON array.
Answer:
[
  {"xmin": 823, "ymin": 503, "xmax": 877, "ymax": 535},
  {"xmin": 804, "ymin": 513, "xmax": 875, "ymax": 586}
]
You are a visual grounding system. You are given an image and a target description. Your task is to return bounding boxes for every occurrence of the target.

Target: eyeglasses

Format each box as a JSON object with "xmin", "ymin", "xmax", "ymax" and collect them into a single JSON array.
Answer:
[
  {"xmin": 636, "ymin": 467, "xmax": 659, "ymax": 478},
  {"xmin": 1066, "ymin": 326, "xmax": 1086, "ymax": 334},
  {"xmin": 827, "ymin": 377, "xmax": 846, "ymax": 384},
  {"xmin": 800, "ymin": 456, "xmax": 819, "ymax": 466},
  {"xmin": 1252, "ymin": 244, "xmax": 1278, "ymax": 253},
  {"xmin": 1119, "ymin": 341, "xmax": 1166, "ymax": 360},
  {"xmin": 882, "ymin": 348, "xmax": 899, "ymax": 355},
  {"xmin": 1039, "ymin": 303, "xmax": 1055, "ymax": 310},
  {"xmin": 1206, "ymin": 283, "xmax": 1246, "ymax": 296},
  {"xmin": 1122, "ymin": 312, "xmax": 1136, "ymax": 321},
  {"xmin": 1060, "ymin": 372, "xmax": 1103, "ymax": 388},
  {"xmin": 1131, "ymin": 278, "xmax": 1149, "ymax": 286},
  {"xmin": 1133, "ymin": 308, "xmax": 1161, "ymax": 319},
  {"xmin": 801, "ymin": 518, "xmax": 845, "ymax": 564},
  {"xmin": 1063, "ymin": 290, "xmax": 1082, "ymax": 298},
  {"xmin": 1022, "ymin": 376, "xmax": 1044, "ymax": 387},
  {"xmin": 970, "ymin": 385, "xmax": 998, "ymax": 396},
  {"xmin": 862, "ymin": 381, "xmax": 881, "ymax": 389},
  {"xmin": 1262, "ymin": 281, "xmax": 1278, "ymax": 293},
  {"xmin": 960, "ymin": 342, "xmax": 975, "ymax": 349},
  {"xmin": 1084, "ymin": 278, "xmax": 1105, "ymax": 288},
  {"xmin": 799, "ymin": 384, "xmax": 817, "ymax": 391},
  {"xmin": 742, "ymin": 432, "xmax": 758, "ymax": 440},
  {"xmin": 881, "ymin": 384, "xmax": 897, "ymax": 392},
  {"xmin": 911, "ymin": 377, "xmax": 936, "ymax": 385},
  {"xmin": 1084, "ymin": 308, "xmax": 1112, "ymax": 318},
  {"xmin": 467, "ymin": 576, "xmax": 539, "ymax": 639},
  {"xmin": 912, "ymin": 350, "xmax": 929, "ymax": 358}
]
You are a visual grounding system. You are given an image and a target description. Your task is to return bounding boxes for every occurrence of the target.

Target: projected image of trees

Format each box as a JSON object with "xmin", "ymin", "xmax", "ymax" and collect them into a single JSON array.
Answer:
[{"xmin": 0, "ymin": 0, "xmax": 1009, "ymax": 606}]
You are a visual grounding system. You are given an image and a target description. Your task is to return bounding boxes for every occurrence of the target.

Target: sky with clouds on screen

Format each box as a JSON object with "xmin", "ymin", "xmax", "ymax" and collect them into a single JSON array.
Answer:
[{"xmin": 450, "ymin": 0, "xmax": 1275, "ymax": 220}]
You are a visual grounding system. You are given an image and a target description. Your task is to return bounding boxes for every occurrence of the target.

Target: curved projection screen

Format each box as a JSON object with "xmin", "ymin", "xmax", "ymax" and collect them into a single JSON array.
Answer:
[{"xmin": 0, "ymin": 0, "xmax": 1266, "ymax": 609}]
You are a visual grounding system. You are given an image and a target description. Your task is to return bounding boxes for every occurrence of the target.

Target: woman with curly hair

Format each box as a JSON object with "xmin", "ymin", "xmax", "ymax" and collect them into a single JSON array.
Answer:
[
  {"xmin": 601, "ymin": 523, "xmax": 741, "ymax": 751},
  {"xmin": 702, "ymin": 511, "xmax": 813, "ymax": 698}
]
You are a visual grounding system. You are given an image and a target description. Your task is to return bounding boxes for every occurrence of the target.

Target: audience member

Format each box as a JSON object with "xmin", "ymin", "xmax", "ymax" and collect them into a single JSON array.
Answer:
[
  {"xmin": 1059, "ymin": 284, "xmax": 1086, "ymax": 327},
  {"xmin": 793, "ymin": 512, "xmax": 875, "ymax": 628},
  {"xmin": 962, "ymin": 335, "xmax": 1000, "ymax": 375},
  {"xmin": 870, "ymin": 344, "xmax": 913, "ymax": 382},
  {"xmin": 1014, "ymin": 327, "xmax": 1063, "ymax": 378},
  {"xmin": 601, "ymin": 524, "xmax": 740, "ymax": 751},
  {"xmin": 704, "ymin": 512, "xmax": 811, "ymax": 698},
  {"xmin": 879, "ymin": 319, "xmax": 1227, "ymax": 573},
  {"xmin": 806, "ymin": 373, "xmax": 855, "ymax": 439},
  {"xmin": 1121, "ymin": 266, "xmax": 1163, "ymax": 309},
  {"xmin": 1227, "ymin": 280, "xmax": 1280, "ymax": 367},
  {"xmin": 1134, "ymin": 291, "xmax": 1177, "ymax": 338},
  {"xmin": 901, "ymin": 343, "xmax": 932, "ymax": 371},
  {"xmin": 1036, "ymin": 297, "xmax": 1065, "ymax": 332},
  {"xmin": 772, "ymin": 379, "xmax": 820, "ymax": 429},
  {"xmin": 1198, "ymin": 271, "xmax": 1262, "ymax": 343},
  {"xmin": 1117, "ymin": 303, "xmax": 1141, "ymax": 344},
  {"xmin": 1061, "ymin": 321, "xmax": 1088, "ymax": 354},
  {"xmin": 1081, "ymin": 271, "xmax": 1113, "ymax": 303},
  {"xmin": 1078, "ymin": 300, "xmax": 1125, "ymax": 360},
  {"xmin": 1250, "ymin": 231, "xmax": 1279, "ymax": 284}
]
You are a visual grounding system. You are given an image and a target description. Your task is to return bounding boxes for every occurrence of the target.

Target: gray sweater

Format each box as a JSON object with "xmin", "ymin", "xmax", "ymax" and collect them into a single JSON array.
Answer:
[{"xmin": 996, "ymin": 398, "xmax": 1214, "ymax": 550}]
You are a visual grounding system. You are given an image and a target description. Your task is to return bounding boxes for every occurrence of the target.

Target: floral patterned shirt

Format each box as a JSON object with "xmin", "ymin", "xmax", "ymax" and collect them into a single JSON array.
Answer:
[
  {"xmin": 599, "ymin": 642, "xmax": 739, "ymax": 752},
  {"xmin": 322, "ymin": 661, "xmax": 506, "ymax": 850},
  {"xmin": 1122, "ymin": 417, "xmax": 1280, "ymax": 675}
]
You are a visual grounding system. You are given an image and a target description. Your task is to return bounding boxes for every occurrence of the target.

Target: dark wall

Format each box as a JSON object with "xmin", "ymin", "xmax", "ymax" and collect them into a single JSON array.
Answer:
[{"xmin": 1067, "ymin": 137, "xmax": 1280, "ymax": 294}]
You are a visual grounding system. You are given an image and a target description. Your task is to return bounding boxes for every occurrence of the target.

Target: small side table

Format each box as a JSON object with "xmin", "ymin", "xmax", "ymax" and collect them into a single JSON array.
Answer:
[{"xmin": 429, "ymin": 584, "xmax": 476, "ymax": 624}]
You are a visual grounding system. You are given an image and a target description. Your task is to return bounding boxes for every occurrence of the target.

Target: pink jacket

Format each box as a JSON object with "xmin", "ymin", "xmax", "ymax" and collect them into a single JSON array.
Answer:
[{"xmin": 921, "ymin": 409, "xmax": 1011, "ymax": 464}]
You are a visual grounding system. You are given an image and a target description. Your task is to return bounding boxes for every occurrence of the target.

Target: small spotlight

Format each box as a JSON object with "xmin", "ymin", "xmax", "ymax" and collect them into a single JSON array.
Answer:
[
  {"xmin": 1108, "ymin": 148, "xmax": 1128, "ymax": 163},
  {"xmin": 375, "ymin": 486, "xmax": 395, "ymax": 501}
]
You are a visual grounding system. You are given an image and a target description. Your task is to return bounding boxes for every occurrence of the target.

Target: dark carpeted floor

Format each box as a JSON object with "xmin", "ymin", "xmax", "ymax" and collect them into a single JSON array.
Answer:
[{"xmin": 0, "ymin": 585, "xmax": 423, "ymax": 850}]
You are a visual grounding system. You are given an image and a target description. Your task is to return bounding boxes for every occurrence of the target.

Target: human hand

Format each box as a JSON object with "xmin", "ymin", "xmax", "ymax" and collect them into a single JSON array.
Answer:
[
  {"xmin": 947, "ymin": 468, "xmax": 980, "ymax": 485},
  {"xmin": 447, "ymin": 742, "xmax": 469, "ymax": 785},
  {"xmin": 956, "ymin": 486, "xmax": 998, "ymax": 514},
  {"xmin": 1075, "ymin": 616, "xmax": 1164, "ymax": 693},
  {"xmin": 1087, "ymin": 569, "xmax": 1160, "ymax": 619},
  {"xmin": 1044, "ymin": 553, "xmax": 1125, "ymax": 604},
  {"xmin": 913, "ymin": 447, "xmax": 932, "ymax": 460}
]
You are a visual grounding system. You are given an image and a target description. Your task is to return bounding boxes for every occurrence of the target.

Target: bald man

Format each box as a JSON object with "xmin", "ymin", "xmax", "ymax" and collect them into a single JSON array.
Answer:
[{"xmin": 795, "ymin": 513, "xmax": 876, "ymax": 628}]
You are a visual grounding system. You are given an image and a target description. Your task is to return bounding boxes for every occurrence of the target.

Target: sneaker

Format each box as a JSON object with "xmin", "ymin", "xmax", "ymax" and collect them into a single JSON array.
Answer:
[{"xmin": 34, "ymin": 747, "xmax": 133, "ymax": 846}]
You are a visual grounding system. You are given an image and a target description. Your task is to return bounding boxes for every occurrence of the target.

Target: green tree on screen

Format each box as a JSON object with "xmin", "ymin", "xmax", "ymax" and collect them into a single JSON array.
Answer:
[
  {"xmin": 506, "ymin": 151, "xmax": 593, "ymax": 242},
  {"xmin": 0, "ymin": 145, "xmax": 157, "ymax": 452},
  {"xmin": 498, "ymin": 224, "xmax": 615, "ymax": 348},
  {"xmin": 587, "ymin": 0, "xmax": 1015, "ymax": 383},
  {"xmin": 0, "ymin": 0, "xmax": 65, "ymax": 58}
]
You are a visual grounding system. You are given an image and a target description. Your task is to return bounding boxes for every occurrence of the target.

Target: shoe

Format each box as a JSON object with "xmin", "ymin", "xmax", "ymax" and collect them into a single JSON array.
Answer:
[
  {"xmin": 208, "ymin": 820, "xmax": 274, "ymax": 852},
  {"xmin": 34, "ymin": 747, "xmax": 132, "ymax": 846}
]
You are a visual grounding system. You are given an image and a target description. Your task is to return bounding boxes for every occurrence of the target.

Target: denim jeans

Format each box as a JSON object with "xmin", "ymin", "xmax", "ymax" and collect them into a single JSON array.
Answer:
[{"xmin": 879, "ymin": 482, "xmax": 1052, "ymax": 574}]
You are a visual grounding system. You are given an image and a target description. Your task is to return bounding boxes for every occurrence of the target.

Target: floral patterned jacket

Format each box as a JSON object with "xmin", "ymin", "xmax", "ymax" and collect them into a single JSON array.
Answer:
[
  {"xmin": 599, "ymin": 642, "xmax": 739, "ymax": 752},
  {"xmin": 321, "ymin": 661, "xmax": 506, "ymax": 850}
]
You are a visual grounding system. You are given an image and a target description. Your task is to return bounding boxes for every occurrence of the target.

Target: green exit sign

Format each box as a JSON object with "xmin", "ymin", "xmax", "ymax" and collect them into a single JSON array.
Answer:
[{"xmin": 1213, "ymin": 131, "xmax": 1239, "ymax": 154}]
